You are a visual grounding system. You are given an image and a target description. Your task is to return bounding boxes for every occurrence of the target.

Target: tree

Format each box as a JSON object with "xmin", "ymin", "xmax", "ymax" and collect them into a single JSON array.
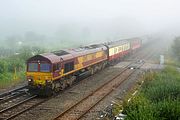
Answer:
[
  {"xmin": 18, "ymin": 46, "xmax": 32, "ymax": 61},
  {"xmin": 0, "ymin": 60, "xmax": 8, "ymax": 73}
]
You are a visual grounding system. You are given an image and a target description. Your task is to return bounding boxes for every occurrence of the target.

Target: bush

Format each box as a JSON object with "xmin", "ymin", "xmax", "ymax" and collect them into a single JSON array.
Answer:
[
  {"xmin": 0, "ymin": 60, "xmax": 8, "ymax": 73},
  {"xmin": 6, "ymin": 57, "xmax": 25, "ymax": 72},
  {"xmin": 0, "ymin": 45, "xmax": 46, "ymax": 88},
  {"xmin": 0, "ymin": 72, "xmax": 14, "ymax": 88},
  {"xmin": 123, "ymin": 95, "xmax": 156, "ymax": 120},
  {"xmin": 122, "ymin": 67, "xmax": 180, "ymax": 120},
  {"xmin": 156, "ymin": 98, "xmax": 180, "ymax": 120}
]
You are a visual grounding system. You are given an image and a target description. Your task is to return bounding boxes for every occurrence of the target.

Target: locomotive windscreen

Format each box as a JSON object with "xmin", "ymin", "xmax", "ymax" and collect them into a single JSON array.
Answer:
[
  {"xmin": 28, "ymin": 63, "xmax": 38, "ymax": 72},
  {"xmin": 40, "ymin": 63, "xmax": 51, "ymax": 72}
]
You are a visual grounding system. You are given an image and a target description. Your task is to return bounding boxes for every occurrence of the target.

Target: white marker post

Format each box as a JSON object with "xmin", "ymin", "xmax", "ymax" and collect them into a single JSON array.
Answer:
[{"xmin": 160, "ymin": 55, "xmax": 164, "ymax": 65}]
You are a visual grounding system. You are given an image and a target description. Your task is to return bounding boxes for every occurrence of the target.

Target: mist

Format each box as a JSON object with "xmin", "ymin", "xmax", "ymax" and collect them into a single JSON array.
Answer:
[{"xmin": 0, "ymin": 0, "xmax": 180, "ymax": 49}]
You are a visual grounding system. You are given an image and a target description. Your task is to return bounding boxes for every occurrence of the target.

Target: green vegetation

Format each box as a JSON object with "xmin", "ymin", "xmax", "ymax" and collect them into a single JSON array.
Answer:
[
  {"xmin": 0, "ymin": 58, "xmax": 25, "ymax": 88},
  {"xmin": 117, "ymin": 37, "xmax": 180, "ymax": 120},
  {"xmin": 0, "ymin": 31, "xmax": 83, "ymax": 89},
  {"xmin": 122, "ymin": 67, "xmax": 180, "ymax": 120},
  {"xmin": 0, "ymin": 27, "xmax": 96, "ymax": 89},
  {"xmin": 0, "ymin": 46, "xmax": 45, "ymax": 88}
]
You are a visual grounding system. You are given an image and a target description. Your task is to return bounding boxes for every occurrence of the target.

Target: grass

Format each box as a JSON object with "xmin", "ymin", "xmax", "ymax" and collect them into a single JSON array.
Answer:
[
  {"xmin": 121, "ymin": 67, "xmax": 180, "ymax": 120},
  {"xmin": 0, "ymin": 71, "xmax": 25, "ymax": 89},
  {"xmin": 0, "ymin": 73, "xmax": 13, "ymax": 88}
]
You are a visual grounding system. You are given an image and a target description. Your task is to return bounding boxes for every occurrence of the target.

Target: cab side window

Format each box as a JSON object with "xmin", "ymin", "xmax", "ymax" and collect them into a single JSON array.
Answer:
[{"xmin": 53, "ymin": 63, "xmax": 60, "ymax": 71}]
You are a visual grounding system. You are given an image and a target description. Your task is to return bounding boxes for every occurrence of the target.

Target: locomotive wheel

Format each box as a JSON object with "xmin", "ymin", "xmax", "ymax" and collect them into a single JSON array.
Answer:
[
  {"xmin": 102, "ymin": 62, "xmax": 106, "ymax": 69},
  {"xmin": 54, "ymin": 84, "xmax": 60, "ymax": 93},
  {"xmin": 59, "ymin": 81, "xmax": 66, "ymax": 90},
  {"xmin": 45, "ymin": 88, "xmax": 53, "ymax": 97},
  {"xmin": 90, "ymin": 67, "xmax": 94, "ymax": 75},
  {"xmin": 55, "ymin": 88, "xmax": 60, "ymax": 93},
  {"xmin": 98, "ymin": 63, "xmax": 102, "ymax": 71},
  {"xmin": 99, "ymin": 63, "xmax": 104, "ymax": 70},
  {"xmin": 94, "ymin": 66, "xmax": 98, "ymax": 73},
  {"xmin": 67, "ymin": 76, "xmax": 76, "ymax": 86}
]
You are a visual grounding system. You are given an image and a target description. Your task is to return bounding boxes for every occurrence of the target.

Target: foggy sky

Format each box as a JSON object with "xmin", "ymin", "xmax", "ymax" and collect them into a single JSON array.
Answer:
[{"xmin": 0, "ymin": 0, "xmax": 180, "ymax": 40}]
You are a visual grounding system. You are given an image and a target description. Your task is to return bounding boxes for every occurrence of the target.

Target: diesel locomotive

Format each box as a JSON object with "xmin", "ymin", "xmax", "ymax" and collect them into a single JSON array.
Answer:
[{"xmin": 26, "ymin": 38, "xmax": 142, "ymax": 96}]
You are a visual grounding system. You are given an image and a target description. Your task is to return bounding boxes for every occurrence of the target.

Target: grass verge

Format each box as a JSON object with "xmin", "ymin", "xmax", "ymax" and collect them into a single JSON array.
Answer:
[
  {"xmin": 121, "ymin": 67, "xmax": 180, "ymax": 120},
  {"xmin": 0, "ymin": 71, "xmax": 25, "ymax": 89}
]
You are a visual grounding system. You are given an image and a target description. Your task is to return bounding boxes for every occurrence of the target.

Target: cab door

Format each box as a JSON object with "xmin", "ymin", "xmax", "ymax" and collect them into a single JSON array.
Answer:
[{"xmin": 53, "ymin": 63, "xmax": 61, "ymax": 78}]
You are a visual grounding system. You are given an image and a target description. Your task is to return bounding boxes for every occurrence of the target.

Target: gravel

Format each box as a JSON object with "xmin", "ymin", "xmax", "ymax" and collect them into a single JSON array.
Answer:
[
  {"xmin": 14, "ymin": 62, "xmax": 131, "ymax": 120},
  {"xmin": 11, "ymin": 40, "xmax": 166, "ymax": 120}
]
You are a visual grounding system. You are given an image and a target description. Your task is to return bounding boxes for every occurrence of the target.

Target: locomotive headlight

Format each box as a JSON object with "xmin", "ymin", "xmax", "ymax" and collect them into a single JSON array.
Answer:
[
  {"xmin": 28, "ymin": 78, "xmax": 32, "ymax": 82},
  {"xmin": 46, "ymin": 80, "xmax": 51, "ymax": 83}
]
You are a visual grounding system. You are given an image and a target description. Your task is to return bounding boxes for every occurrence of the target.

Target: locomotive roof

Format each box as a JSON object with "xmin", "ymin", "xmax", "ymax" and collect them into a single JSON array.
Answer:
[
  {"xmin": 27, "ymin": 44, "xmax": 107, "ymax": 64},
  {"xmin": 27, "ymin": 52, "xmax": 75, "ymax": 63},
  {"xmin": 106, "ymin": 40, "xmax": 129, "ymax": 48},
  {"xmin": 27, "ymin": 53, "xmax": 60, "ymax": 63},
  {"xmin": 104, "ymin": 37, "xmax": 141, "ymax": 46},
  {"xmin": 64, "ymin": 44, "xmax": 107, "ymax": 56}
]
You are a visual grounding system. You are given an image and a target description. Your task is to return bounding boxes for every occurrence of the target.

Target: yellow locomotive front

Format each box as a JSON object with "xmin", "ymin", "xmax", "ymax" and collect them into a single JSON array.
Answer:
[
  {"xmin": 26, "ymin": 53, "xmax": 61, "ymax": 95},
  {"xmin": 27, "ymin": 62, "xmax": 52, "ymax": 87}
]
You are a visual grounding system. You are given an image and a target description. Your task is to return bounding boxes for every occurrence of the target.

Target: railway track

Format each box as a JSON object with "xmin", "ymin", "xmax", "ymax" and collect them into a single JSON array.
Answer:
[
  {"xmin": 0, "ymin": 86, "xmax": 28, "ymax": 104},
  {"xmin": 0, "ymin": 85, "xmax": 49, "ymax": 120},
  {"xmin": 0, "ymin": 94, "xmax": 48, "ymax": 120},
  {"xmin": 53, "ymin": 61, "xmax": 144, "ymax": 120},
  {"xmin": 0, "ymin": 42, "xmax": 158, "ymax": 120},
  {"xmin": 97, "ymin": 45, "xmax": 161, "ymax": 119},
  {"xmin": 53, "ymin": 44, "xmax": 158, "ymax": 120},
  {"xmin": 0, "ymin": 69, "xmax": 109, "ymax": 120}
]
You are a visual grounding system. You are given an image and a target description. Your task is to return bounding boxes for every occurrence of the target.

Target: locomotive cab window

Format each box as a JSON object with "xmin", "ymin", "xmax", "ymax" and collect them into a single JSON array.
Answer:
[
  {"xmin": 64, "ymin": 61, "xmax": 74, "ymax": 73},
  {"xmin": 40, "ymin": 63, "xmax": 51, "ymax": 72},
  {"xmin": 28, "ymin": 63, "xmax": 38, "ymax": 72}
]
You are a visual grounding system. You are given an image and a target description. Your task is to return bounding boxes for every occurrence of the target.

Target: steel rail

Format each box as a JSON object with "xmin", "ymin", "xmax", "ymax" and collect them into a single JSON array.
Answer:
[
  {"xmin": 4, "ymin": 98, "xmax": 48, "ymax": 120},
  {"xmin": 0, "ymin": 92, "xmax": 27, "ymax": 104},
  {"xmin": 76, "ymin": 64, "xmax": 144, "ymax": 120},
  {"xmin": 0, "ymin": 95, "xmax": 37, "ymax": 114},
  {"xmin": 0, "ymin": 86, "xmax": 27, "ymax": 99},
  {"xmin": 53, "ymin": 62, "xmax": 143, "ymax": 120}
]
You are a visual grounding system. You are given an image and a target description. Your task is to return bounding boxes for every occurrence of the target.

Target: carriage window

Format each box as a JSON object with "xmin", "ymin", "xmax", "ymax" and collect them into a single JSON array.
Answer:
[
  {"xmin": 119, "ymin": 46, "xmax": 122, "ymax": 51},
  {"xmin": 40, "ymin": 63, "xmax": 51, "ymax": 72},
  {"xmin": 28, "ymin": 63, "xmax": 38, "ymax": 72},
  {"xmin": 114, "ymin": 48, "xmax": 117, "ymax": 53}
]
